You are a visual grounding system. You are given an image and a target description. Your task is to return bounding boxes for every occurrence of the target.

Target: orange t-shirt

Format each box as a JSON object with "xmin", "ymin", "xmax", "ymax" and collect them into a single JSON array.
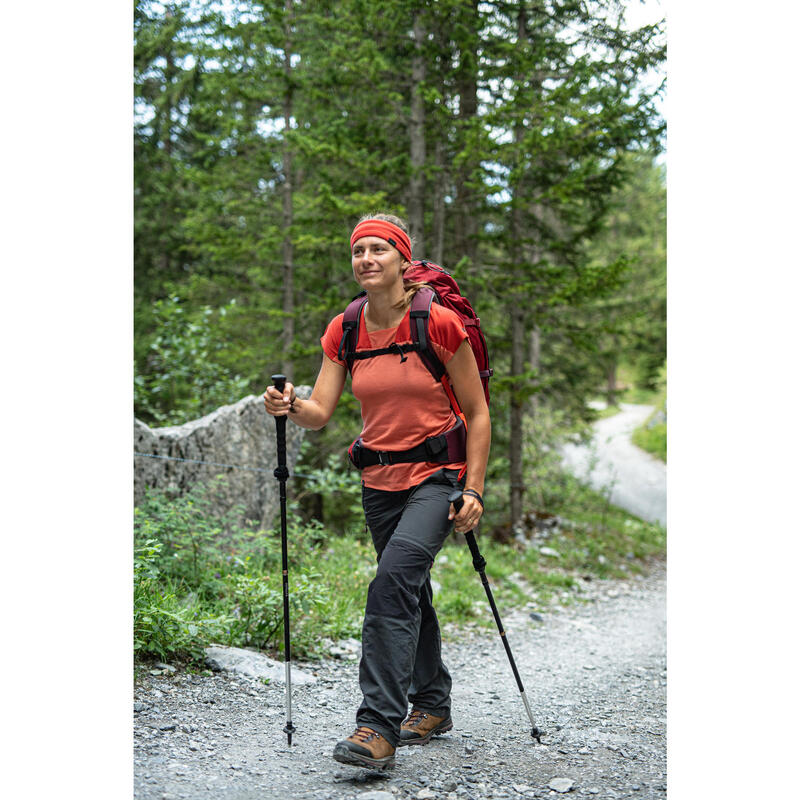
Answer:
[{"xmin": 321, "ymin": 302, "xmax": 469, "ymax": 491}]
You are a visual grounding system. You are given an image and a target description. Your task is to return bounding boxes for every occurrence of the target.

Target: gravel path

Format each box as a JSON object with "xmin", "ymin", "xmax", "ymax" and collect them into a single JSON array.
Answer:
[
  {"xmin": 559, "ymin": 404, "xmax": 666, "ymax": 527},
  {"xmin": 134, "ymin": 563, "xmax": 666, "ymax": 800}
]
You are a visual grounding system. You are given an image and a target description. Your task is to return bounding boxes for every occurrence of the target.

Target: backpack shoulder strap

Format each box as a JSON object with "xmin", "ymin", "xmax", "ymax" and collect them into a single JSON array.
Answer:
[
  {"xmin": 337, "ymin": 293, "xmax": 368, "ymax": 372},
  {"xmin": 409, "ymin": 288, "xmax": 446, "ymax": 383}
]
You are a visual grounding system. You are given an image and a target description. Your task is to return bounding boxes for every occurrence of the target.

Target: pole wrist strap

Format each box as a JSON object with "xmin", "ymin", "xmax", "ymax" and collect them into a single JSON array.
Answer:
[{"xmin": 463, "ymin": 488, "xmax": 484, "ymax": 508}]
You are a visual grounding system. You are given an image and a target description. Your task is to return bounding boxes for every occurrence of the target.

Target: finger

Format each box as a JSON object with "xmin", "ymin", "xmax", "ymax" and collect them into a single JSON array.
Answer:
[{"xmin": 448, "ymin": 502, "xmax": 456, "ymax": 521}]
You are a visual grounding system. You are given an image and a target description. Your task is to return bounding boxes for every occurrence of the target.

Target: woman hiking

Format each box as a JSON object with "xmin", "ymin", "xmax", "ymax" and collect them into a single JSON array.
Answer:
[{"xmin": 263, "ymin": 213, "xmax": 491, "ymax": 769}]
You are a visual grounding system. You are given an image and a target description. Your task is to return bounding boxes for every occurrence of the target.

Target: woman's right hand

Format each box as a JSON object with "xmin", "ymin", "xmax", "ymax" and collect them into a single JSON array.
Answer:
[{"xmin": 263, "ymin": 380, "xmax": 296, "ymax": 417}]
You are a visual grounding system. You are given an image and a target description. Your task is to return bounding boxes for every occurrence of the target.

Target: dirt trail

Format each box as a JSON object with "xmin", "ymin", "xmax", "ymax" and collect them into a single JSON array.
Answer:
[
  {"xmin": 134, "ymin": 563, "xmax": 666, "ymax": 800},
  {"xmin": 560, "ymin": 404, "xmax": 666, "ymax": 527}
]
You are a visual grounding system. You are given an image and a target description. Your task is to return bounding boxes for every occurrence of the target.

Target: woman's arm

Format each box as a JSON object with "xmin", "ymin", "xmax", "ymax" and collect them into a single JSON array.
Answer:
[
  {"xmin": 445, "ymin": 339, "xmax": 491, "ymax": 532},
  {"xmin": 263, "ymin": 354, "xmax": 347, "ymax": 430}
]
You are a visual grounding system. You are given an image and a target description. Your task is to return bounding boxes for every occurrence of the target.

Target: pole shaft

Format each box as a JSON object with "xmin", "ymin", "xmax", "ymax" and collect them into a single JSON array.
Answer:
[
  {"xmin": 449, "ymin": 489, "xmax": 542, "ymax": 740},
  {"xmin": 467, "ymin": 530, "xmax": 526, "ymax": 693},
  {"xmin": 271, "ymin": 375, "xmax": 295, "ymax": 745}
]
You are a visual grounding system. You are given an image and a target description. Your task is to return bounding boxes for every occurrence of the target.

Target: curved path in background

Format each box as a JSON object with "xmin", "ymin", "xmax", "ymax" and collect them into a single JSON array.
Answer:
[{"xmin": 560, "ymin": 403, "xmax": 666, "ymax": 527}]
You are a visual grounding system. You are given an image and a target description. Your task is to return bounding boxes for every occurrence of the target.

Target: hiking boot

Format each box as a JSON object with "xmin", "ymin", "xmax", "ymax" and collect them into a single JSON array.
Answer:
[
  {"xmin": 398, "ymin": 708, "xmax": 453, "ymax": 746},
  {"xmin": 332, "ymin": 726, "xmax": 396, "ymax": 769}
]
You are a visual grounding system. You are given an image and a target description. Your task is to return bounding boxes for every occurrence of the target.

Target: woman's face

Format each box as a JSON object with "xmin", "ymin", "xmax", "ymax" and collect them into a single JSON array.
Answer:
[{"xmin": 351, "ymin": 236, "xmax": 408, "ymax": 290}]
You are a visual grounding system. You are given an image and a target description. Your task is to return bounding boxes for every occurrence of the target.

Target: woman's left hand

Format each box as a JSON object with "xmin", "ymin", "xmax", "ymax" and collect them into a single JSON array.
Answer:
[{"xmin": 449, "ymin": 493, "xmax": 483, "ymax": 534}]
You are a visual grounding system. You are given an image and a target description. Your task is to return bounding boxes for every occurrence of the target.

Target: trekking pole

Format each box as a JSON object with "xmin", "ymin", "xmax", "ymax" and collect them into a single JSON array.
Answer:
[
  {"xmin": 271, "ymin": 374, "xmax": 296, "ymax": 746},
  {"xmin": 449, "ymin": 489, "xmax": 543, "ymax": 743}
]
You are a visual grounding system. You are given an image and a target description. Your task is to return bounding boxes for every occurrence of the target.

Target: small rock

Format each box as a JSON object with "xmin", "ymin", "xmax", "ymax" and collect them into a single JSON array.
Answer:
[
  {"xmin": 134, "ymin": 702, "xmax": 145, "ymax": 713},
  {"xmin": 154, "ymin": 662, "xmax": 176, "ymax": 673},
  {"xmin": 443, "ymin": 780, "xmax": 458, "ymax": 792},
  {"xmin": 158, "ymin": 723, "xmax": 176, "ymax": 731},
  {"xmin": 529, "ymin": 612, "xmax": 544, "ymax": 622},
  {"xmin": 358, "ymin": 792, "xmax": 394, "ymax": 800},
  {"xmin": 547, "ymin": 778, "xmax": 574, "ymax": 793},
  {"xmin": 539, "ymin": 547, "xmax": 561, "ymax": 558},
  {"xmin": 416, "ymin": 790, "xmax": 436, "ymax": 800}
]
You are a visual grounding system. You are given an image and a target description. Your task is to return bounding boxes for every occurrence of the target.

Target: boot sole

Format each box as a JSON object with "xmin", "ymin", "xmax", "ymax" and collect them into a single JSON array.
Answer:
[
  {"xmin": 332, "ymin": 743, "xmax": 396, "ymax": 770},
  {"xmin": 397, "ymin": 719, "xmax": 454, "ymax": 747}
]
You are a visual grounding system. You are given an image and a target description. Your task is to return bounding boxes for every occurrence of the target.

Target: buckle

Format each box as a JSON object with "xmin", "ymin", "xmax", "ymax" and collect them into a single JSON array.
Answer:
[
  {"xmin": 425, "ymin": 434, "xmax": 445, "ymax": 458},
  {"xmin": 377, "ymin": 451, "xmax": 391, "ymax": 466}
]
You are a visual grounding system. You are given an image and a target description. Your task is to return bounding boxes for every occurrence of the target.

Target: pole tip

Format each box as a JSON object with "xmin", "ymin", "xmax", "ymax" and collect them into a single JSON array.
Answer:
[{"xmin": 531, "ymin": 726, "xmax": 543, "ymax": 743}]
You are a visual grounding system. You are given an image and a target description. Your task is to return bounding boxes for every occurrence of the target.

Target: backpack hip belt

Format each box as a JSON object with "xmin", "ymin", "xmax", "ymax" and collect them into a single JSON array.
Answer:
[{"xmin": 348, "ymin": 417, "xmax": 466, "ymax": 470}]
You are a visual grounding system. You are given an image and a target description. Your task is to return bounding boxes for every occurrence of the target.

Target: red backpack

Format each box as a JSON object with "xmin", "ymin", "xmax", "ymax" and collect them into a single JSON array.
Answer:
[{"xmin": 336, "ymin": 259, "xmax": 493, "ymax": 411}]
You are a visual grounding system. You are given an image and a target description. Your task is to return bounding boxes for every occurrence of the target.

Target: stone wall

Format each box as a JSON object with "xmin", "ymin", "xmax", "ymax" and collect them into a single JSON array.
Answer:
[{"xmin": 134, "ymin": 388, "xmax": 312, "ymax": 530}]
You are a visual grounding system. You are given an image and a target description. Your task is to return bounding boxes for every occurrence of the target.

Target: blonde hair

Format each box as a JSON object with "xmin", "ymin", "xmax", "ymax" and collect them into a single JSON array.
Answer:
[{"xmin": 356, "ymin": 212, "xmax": 430, "ymax": 310}]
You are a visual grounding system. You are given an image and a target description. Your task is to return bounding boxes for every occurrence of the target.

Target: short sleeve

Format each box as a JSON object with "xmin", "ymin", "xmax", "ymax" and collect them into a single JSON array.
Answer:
[
  {"xmin": 320, "ymin": 313, "xmax": 346, "ymax": 365},
  {"xmin": 427, "ymin": 304, "xmax": 469, "ymax": 364}
]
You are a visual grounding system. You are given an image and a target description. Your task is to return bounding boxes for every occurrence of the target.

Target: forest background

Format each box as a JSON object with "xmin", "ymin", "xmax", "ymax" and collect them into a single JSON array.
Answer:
[{"xmin": 134, "ymin": 0, "xmax": 666, "ymax": 534}]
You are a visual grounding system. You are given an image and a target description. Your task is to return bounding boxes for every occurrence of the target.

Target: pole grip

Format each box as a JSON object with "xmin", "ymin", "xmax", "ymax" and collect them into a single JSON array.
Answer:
[
  {"xmin": 449, "ymin": 490, "xmax": 486, "ymax": 569},
  {"xmin": 271, "ymin": 374, "xmax": 288, "ymax": 472},
  {"xmin": 448, "ymin": 488, "xmax": 465, "ymax": 513}
]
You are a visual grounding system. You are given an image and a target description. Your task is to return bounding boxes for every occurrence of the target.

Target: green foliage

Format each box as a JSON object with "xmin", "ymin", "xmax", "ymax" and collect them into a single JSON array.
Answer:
[
  {"xmin": 632, "ymin": 421, "xmax": 666, "ymax": 463},
  {"xmin": 134, "ymin": 0, "xmax": 666, "ymax": 528},
  {"xmin": 133, "ymin": 468, "xmax": 664, "ymax": 663},
  {"xmin": 134, "ymin": 296, "xmax": 251, "ymax": 425},
  {"xmin": 133, "ymin": 479, "xmax": 371, "ymax": 662},
  {"xmin": 134, "ymin": 538, "xmax": 228, "ymax": 661},
  {"xmin": 631, "ymin": 363, "xmax": 666, "ymax": 461},
  {"xmin": 294, "ymin": 442, "xmax": 364, "ymax": 535}
]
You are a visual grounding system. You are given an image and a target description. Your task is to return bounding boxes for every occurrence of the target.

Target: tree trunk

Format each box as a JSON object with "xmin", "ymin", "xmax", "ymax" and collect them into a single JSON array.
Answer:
[
  {"xmin": 606, "ymin": 360, "xmax": 617, "ymax": 406},
  {"xmin": 510, "ymin": 306, "xmax": 525, "ymax": 526},
  {"xmin": 409, "ymin": 13, "xmax": 426, "ymax": 254},
  {"xmin": 529, "ymin": 323, "xmax": 541, "ymax": 419},
  {"xmin": 281, "ymin": 0, "xmax": 294, "ymax": 377},
  {"xmin": 509, "ymin": 7, "xmax": 528, "ymax": 528},
  {"xmin": 432, "ymin": 138, "xmax": 446, "ymax": 264},
  {"xmin": 453, "ymin": 0, "xmax": 479, "ymax": 279}
]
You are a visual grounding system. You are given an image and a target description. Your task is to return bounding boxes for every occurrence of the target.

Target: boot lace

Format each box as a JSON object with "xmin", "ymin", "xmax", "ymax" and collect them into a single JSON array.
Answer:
[
  {"xmin": 350, "ymin": 726, "xmax": 381, "ymax": 743},
  {"xmin": 405, "ymin": 709, "xmax": 428, "ymax": 728}
]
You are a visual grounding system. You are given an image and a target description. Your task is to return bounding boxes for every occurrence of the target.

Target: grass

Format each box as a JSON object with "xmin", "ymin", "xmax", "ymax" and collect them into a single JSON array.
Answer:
[
  {"xmin": 632, "ymin": 417, "xmax": 666, "ymax": 461},
  {"xmin": 134, "ymin": 473, "xmax": 665, "ymax": 665}
]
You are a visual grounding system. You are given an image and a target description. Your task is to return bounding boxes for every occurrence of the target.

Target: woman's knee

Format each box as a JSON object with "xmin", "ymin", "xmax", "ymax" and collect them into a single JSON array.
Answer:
[{"xmin": 366, "ymin": 539, "xmax": 432, "ymax": 619}]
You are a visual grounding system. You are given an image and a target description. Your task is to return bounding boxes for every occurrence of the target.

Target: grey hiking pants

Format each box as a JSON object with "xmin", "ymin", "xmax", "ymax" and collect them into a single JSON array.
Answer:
[{"xmin": 355, "ymin": 467, "xmax": 464, "ymax": 747}]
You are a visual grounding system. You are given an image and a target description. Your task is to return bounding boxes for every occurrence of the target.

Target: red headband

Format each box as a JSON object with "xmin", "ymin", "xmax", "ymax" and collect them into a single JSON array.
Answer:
[{"xmin": 350, "ymin": 220, "xmax": 412, "ymax": 263}]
